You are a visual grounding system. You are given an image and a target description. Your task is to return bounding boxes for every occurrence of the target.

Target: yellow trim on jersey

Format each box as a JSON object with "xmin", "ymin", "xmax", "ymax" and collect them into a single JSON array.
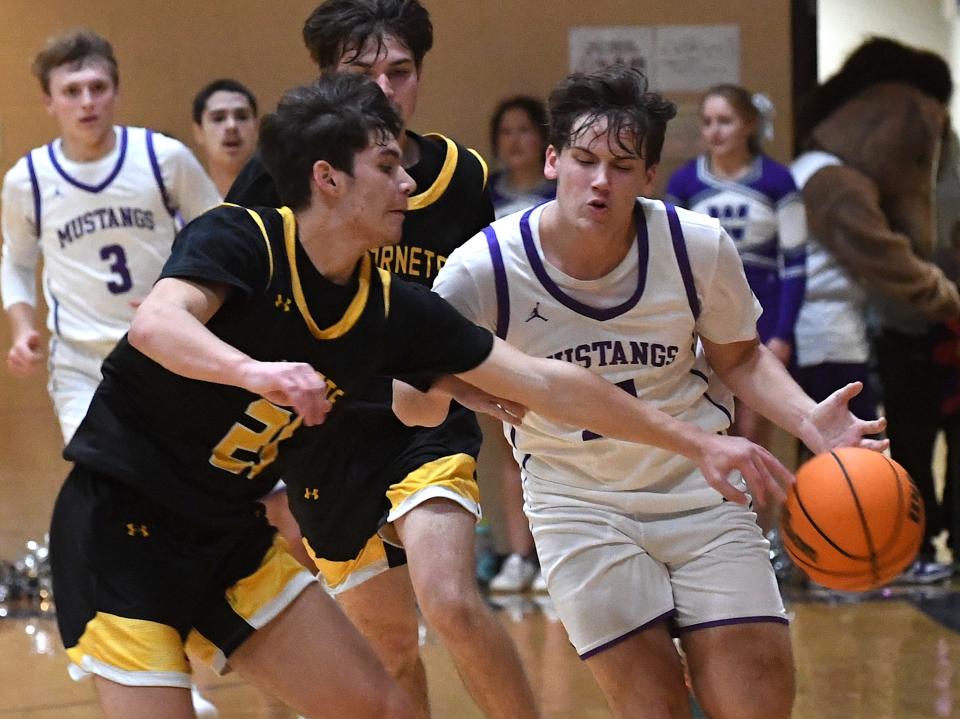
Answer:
[
  {"xmin": 467, "ymin": 147, "xmax": 489, "ymax": 189},
  {"xmin": 66, "ymin": 612, "xmax": 190, "ymax": 675},
  {"xmin": 408, "ymin": 133, "xmax": 458, "ymax": 211},
  {"xmin": 386, "ymin": 453, "xmax": 479, "ymax": 511},
  {"xmin": 308, "ymin": 533, "xmax": 389, "ymax": 591},
  {"xmin": 280, "ymin": 206, "xmax": 373, "ymax": 339},
  {"xmin": 377, "ymin": 267, "xmax": 392, "ymax": 316},
  {"xmin": 220, "ymin": 202, "xmax": 274, "ymax": 287}
]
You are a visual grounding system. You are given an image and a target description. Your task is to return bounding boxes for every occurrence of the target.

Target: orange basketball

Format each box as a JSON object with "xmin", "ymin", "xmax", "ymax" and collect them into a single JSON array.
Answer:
[{"xmin": 780, "ymin": 447, "xmax": 924, "ymax": 591}]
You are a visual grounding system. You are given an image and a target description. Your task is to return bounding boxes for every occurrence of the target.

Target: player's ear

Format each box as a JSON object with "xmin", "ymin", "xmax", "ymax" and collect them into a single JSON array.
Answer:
[
  {"xmin": 544, "ymin": 145, "xmax": 559, "ymax": 181},
  {"xmin": 642, "ymin": 164, "xmax": 658, "ymax": 195},
  {"xmin": 312, "ymin": 160, "xmax": 339, "ymax": 196}
]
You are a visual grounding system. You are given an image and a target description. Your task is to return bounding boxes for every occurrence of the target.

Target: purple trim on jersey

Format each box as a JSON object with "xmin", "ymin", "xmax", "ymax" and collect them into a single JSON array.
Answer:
[
  {"xmin": 578, "ymin": 608, "xmax": 676, "ymax": 660},
  {"xmin": 483, "ymin": 225, "xmax": 510, "ymax": 339},
  {"xmin": 47, "ymin": 280, "xmax": 62, "ymax": 337},
  {"xmin": 518, "ymin": 201, "xmax": 648, "ymax": 321},
  {"xmin": 689, "ymin": 369, "xmax": 733, "ymax": 424},
  {"xmin": 47, "ymin": 126, "xmax": 128, "ymax": 193},
  {"xmin": 679, "ymin": 615, "xmax": 789, "ymax": 633},
  {"xmin": 703, "ymin": 393, "xmax": 732, "ymax": 424},
  {"xmin": 664, "ymin": 203, "xmax": 700, "ymax": 321},
  {"xmin": 145, "ymin": 129, "xmax": 177, "ymax": 218},
  {"xmin": 25, "ymin": 151, "xmax": 42, "ymax": 238}
]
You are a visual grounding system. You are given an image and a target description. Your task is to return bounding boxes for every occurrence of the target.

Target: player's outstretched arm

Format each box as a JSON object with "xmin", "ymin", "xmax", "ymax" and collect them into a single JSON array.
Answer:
[
  {"xmin": 129, "ymin": 277, "xmax": 331, "ymax": 425},
  {"xmin": 701, "ymin": 336, "xmax": 888, "ymax": 455},
  {"xmin": 452, "ymin": 337, "xmax": 793, "ymax": 505},
  {"xmin": 391, "ymin": 376, "xmax": 526, "ymax": 428}
]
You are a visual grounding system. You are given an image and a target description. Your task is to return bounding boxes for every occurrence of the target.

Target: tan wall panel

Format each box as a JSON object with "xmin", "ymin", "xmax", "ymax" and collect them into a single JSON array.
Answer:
[{"xmin": 0, "ymin": 1, "xmax": 792, "ymax": 186}]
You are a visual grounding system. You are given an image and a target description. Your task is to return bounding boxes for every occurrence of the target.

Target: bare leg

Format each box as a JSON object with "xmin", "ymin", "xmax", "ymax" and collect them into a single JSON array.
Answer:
[
  {"xmin": 229, "ymin": 583, "xmax": 414, "ymax": 719},
  {"xmin": 682, "ymin": 622, "xmax": 795, "ymax": 719},
  {"xmin": 337, "ymin": 567, "xmax": 431, "ymax": 719},
  {"xmin": 583, "ymin": 621, "xmax": 691, "ymax": 719},
  {"xmin": 398, "ymin": 499, "xmax": 539, "ymax": 718},
  {"xmin": 93, "ymin": 681, "xmax": 196, "ymax": 719},
  {"xmin": 262, "ymin": 488, "xmax": 313, "ymax": 569}
]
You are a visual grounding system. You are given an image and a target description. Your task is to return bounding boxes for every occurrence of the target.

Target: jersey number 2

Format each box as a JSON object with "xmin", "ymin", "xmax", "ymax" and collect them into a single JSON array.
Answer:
[
  {"xmin": 100, "ymin": 244, "xmax": 133, "ymax": 294},
  {"xmin": 210, "ymin": 399, "xmax": 304, "ymax": 479}
]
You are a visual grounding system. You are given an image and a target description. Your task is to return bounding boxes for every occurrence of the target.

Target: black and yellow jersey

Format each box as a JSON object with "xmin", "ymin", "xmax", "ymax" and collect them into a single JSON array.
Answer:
[
  {"xmin": 227, "ymin": 131, "xmax": 494, "ymax": 288},
  {"xmin": 225, "ymin": 131, "xmax": 493, "ymax": 559},
  {"xmin": 64, "ymin": 204, "xmax": 493, "ymax": 526}
]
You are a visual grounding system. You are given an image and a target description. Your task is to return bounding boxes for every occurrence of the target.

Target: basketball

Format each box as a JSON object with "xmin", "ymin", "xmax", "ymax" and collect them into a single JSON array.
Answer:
[{"xmin": 780, "ymin": 448, "xmax": 924, "ymax": 591}]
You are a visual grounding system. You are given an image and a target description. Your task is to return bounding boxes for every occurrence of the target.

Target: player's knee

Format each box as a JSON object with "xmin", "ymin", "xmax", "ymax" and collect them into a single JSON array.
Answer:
[
  {"xmin": 696, "ymin": 649, "xmax": 794, "ymax": 719},
  {"xmin": 374, "ymin": 625, "xmax": 421, "ymax": 678},
  {"xmin": 417, "ymin": 581, "xmax": 484, "ymax": 636}
]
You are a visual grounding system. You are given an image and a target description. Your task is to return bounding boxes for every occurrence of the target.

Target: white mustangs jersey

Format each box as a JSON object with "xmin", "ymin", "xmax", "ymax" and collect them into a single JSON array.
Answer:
[
  {"xmin": 1, "ymin": 126, "xmax": 220, "ymax": 355},
  {"xmin": 434, "ymin": 199, "xmax": 761, "ymax": 513}
]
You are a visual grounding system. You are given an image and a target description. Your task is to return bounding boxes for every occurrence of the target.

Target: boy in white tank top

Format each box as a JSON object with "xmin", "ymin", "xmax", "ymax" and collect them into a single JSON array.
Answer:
[
  {"xmin": 1, "ymin": 30, "xmax": 220, "ymax": 442},
  {"xmin": 426, "ymin": 65, "xmax": 888, "ymax": 719}
]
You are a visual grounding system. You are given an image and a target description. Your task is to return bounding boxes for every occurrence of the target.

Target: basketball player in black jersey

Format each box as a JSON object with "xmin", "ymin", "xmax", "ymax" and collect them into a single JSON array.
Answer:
[{"xmin": 227, "ymin": 2, "xmax": 538, "ymax": 716}]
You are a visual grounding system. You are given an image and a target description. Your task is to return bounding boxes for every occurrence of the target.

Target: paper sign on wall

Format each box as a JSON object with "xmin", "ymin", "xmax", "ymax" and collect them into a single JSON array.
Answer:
[{"xmin": 569, "ymin": 24, "xmax": 740, "ymax": 91}]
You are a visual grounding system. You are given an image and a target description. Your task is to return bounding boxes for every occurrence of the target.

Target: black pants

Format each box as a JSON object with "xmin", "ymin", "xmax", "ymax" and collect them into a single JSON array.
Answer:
[{"xmin": 874, "ymin": 328, "xmax": 947, "ymax": 558}]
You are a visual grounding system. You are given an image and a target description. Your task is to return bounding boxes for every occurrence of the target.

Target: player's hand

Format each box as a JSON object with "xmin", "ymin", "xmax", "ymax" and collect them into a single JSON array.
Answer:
[
  {"xmin": 693, "ymin": 433, "xmax": 794, "ymax": 506},
  {"xmin": 765, "ymin": 337, "xmax": 792, "ymax": 365},
  {"xmin": 6, "ymin": 330, "xmax": 44, "ymax": 378},
  {"xmin": 799, "ymin": 381, "xmax": 888, "ymax": 455},
  {"xmin": 451, "ymin": 382, "xmax": 527, "ymax": 426},
  {"xmin": 241, "ymin": 360, "xmax": 332, "ymax": 426}
]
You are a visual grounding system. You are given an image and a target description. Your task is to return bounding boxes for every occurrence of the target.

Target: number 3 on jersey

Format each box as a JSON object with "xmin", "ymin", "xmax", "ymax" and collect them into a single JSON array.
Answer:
[
  {"xmin": 100, "ymin": 244, "xmax": 133, "ymax": 294},
  {"xmin": 210, "ymin": 399, "xmax": 303, "ymax": 478}
]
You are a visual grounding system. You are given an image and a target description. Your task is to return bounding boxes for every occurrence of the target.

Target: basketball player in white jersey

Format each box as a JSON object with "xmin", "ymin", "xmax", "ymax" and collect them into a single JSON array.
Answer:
[
  {"xmin": 1, "ymin": 29, "xmax": 221, "ymax": 443},
  {"xmin": 414, "ymin": 65, "xmax": 888, "ymax": 719}
]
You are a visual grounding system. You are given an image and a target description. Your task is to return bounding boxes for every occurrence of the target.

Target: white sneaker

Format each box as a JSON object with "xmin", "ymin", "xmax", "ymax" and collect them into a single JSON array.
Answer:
[
  {"xmin": 191, "ymin": 685, "xmax": 218, "ymax": 719},
  {"xmin": 488, "ymin": 553, "xmax": 537, "ymax": 592}
]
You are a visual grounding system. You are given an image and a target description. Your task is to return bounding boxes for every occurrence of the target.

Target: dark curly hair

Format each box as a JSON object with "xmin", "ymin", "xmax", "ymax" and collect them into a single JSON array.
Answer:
[
  {"xmin": 548, "ymin": 64, "xmax": 677, "ymax": 168},
  {"xmin": 258, "ymin": 72, "xmax": 403, "ymax": 210},
  {"xmin": 302, "ymin": 0, "xmax": 433, "ymax": 70}
]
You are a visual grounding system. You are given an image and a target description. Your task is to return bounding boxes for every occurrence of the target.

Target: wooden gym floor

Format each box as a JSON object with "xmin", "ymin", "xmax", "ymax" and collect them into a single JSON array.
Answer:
[{"xmin": 0, "ymin": 325, "xmax": 958, "ymax": 718}]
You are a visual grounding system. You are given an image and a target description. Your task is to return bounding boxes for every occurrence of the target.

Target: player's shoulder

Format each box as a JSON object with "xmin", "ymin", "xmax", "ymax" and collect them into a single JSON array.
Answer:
[
  {"xmin": 420, "ymin": 131, "xmax": 489, "ymax": 183},
  {"xmin": 187, "ymin": 202, "xmax": 279, "ymax": 237},
  {"xmin": 132, "ymin": 126, "xmax": 194, "ymax": 161},
  {"xmin": 647, "ymin": 198, "xmax": 727, "ymax": 257},
  {"xmin": 2, "ymin": 153, "xmax": 35, "ymax": 190},
  {"xmin": 647, "ymin": 197, "xmax": 721, "ymax": 234}
]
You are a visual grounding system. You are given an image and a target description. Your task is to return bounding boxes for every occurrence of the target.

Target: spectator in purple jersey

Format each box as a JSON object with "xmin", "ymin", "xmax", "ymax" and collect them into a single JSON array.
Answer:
[{"xmin": 665, "ymin": 85, "xmax": 806, "ymax": 478}]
